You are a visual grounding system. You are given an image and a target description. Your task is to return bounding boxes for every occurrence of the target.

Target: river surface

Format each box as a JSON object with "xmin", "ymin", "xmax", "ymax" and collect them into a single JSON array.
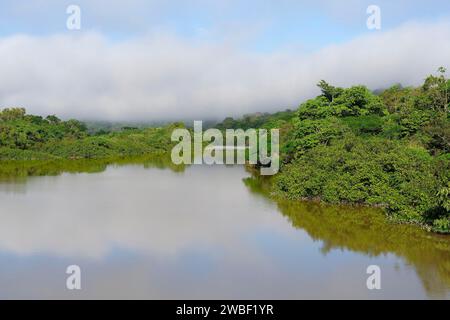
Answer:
[{"xmin": 0, "ymin": 157, "xmax": 449, "ymax": 299}]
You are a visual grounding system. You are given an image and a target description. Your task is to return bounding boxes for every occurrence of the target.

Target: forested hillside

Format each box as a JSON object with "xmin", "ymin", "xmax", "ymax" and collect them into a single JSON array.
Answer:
[{"xmin": 0, "ymin": 108, "xmax": 179, "ymax": 160}]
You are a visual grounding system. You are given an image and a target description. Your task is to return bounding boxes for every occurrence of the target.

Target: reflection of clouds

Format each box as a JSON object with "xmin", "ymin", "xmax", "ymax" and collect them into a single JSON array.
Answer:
[
  {"xmin": 0, "ymin": 235, "xmax": 434, "ymax": 299},
  {"xmin": 1, "ymin": 164, "xmax": 447, "ymax": 299},
  {"xmin": 0, "ymin": 180, "xmax": 29, "ymax": 194},
  {"xmin": 0, "ymin": 165, "xmax": 290, "ymax": 258}
]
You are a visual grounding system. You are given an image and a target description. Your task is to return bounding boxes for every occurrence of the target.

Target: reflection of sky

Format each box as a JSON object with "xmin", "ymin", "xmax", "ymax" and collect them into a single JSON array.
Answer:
[
  {"xmin": 0, "ymin": 165, "xmax": 295, "ymax": 258},
  {"xmin": 0, "ymin": 165, "xmax": 444, "ymax": 299}
]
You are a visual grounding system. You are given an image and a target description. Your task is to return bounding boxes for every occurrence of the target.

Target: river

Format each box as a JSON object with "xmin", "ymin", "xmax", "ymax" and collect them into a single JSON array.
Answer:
[{"xmin": 0, "ymin": 157, "xmax": 449, "ymax": 299}]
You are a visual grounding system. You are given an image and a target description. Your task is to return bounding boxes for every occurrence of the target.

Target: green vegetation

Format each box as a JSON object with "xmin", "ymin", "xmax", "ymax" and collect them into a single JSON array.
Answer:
[
  {"xmin": 0, "ymin": 107, "xmax": 181, "ymax": 160},
  {"xmin": 225, "ymin": 68, "xmax": 449, "ymax": 233},
  {"xmin": 216, "ymin": 109, "xmax": 295, "ymax": 130},
  {"xmin": 84, "ymin": 120, "xmax": 171, "ymax": 135},
  {"xmin": 0, "ymin": 154, "xmax": 184, "ymax": 183},
  {"xmin": 1, "ymin": 68, "xmax": 449, "ymax": 233},
  {"xmin": 269, "ymin": 68, "xmax": 449, "ymax": 233}
]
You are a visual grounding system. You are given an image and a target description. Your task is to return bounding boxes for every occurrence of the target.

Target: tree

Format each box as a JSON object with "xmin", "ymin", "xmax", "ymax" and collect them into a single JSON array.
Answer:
[
  {"xmin": 331, "ymin": 86, "xmax": 386, "ymax": 117},
  {"xmin": 317, "ymin": 80, "xmax": 343, "ymax": 102},
  {"xmin": 0, "ymin": 107, "xmax": 26, "ymax": 121},
  {"xmin": 422, "ymin": 67, "xmax": 448, "ymax": 113},
  {"xmin": 46, "ymin": 115, "xmax": 61, "ymax": 124},
  {"xmin": 437, "ymin": 184, "xmax": 450, "ymax": 211}
]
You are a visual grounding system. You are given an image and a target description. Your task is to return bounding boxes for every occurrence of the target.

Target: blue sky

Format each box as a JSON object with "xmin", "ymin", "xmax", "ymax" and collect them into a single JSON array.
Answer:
[
  {"xmin": 0, "ymin": 1, "xmax": 449, "ymax": 120},
  {"xmin": 0, "ymin": 0, "xmax": 449, "ymax": 51}
]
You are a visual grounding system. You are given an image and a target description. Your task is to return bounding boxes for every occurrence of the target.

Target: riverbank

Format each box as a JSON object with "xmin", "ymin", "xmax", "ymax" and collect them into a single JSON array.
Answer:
[
  {"xmin": 1, "ymin": 69, "xmax": 449, "ymax": 232},
  {"xmin": 1, "ymin": 162, "xmax": 448, "ymax": 299},
  {"xmin": 245, "ymin": 165, "xmax": 449, "ymax": 234}
]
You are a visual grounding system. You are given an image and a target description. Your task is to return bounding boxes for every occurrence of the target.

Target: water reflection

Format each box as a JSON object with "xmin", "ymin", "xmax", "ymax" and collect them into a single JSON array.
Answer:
[
  {"xmin": 0, "ymin": 157, "xmax": 449, "ymax": 299},
  {"xmin": 245, "ymin": 175, "xmax": 450, "ymax": 298},
  {"xmin": 0, "ymin": 154, "xmax": 183, "ymax": 183}
]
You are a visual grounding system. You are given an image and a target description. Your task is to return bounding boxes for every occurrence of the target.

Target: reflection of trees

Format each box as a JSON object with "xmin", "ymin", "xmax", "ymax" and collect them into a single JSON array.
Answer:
[
  {"xmin": 244, "ymin": 176, "xmax": 450, "ymax": 298},
  {"xmin": 0, "ymin": 154, "xmax": 185, "ymax": 182}
]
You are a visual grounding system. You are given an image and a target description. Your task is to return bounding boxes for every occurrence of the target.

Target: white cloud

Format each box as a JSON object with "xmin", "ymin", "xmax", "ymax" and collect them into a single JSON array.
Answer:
[
  {"xmin": 0, "ymin": 165, "xmax": 289, "ymax": 258},
  {"xmin": 0, "ymin": 20, "xmax": 449, "ymax": 121}
]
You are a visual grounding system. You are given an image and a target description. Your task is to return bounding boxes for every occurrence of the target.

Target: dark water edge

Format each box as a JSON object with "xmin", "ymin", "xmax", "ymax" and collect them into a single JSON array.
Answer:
[
  {"xmin": 0, "ymin": 153, "xmax": 184, "ymax": 182},
  {"xmin": 244, "ymin": 174, "xmax": 450, "ymax": 298},
  {"xmin": 0, "ymin": 155, "xmax": 449, "ymax": 299}
]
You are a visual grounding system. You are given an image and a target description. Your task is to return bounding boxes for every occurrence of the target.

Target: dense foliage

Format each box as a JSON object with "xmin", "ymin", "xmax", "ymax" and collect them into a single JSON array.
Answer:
[
  {"xmin": 216, "ymin": 110, "xmax": 295, "ymax": 130},
  {"xmin": 272, "ymin": 68, "xmax": 450, "ymax": 233},
  {"xmin": 0, "ymin": 108, "xmax": 179, "ymax": 160}
]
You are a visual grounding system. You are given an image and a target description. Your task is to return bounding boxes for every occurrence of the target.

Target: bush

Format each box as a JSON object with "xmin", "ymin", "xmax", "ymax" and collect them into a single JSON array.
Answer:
[{"xmin": 275, "ymin": 135, "xmax": 449, "ymax": 232}]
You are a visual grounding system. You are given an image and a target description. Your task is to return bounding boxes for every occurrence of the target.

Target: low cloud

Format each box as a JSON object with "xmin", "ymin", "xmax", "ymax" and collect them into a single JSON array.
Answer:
[{"xmin": 0, "ymin": 20, "xmax": 449, "ymax": 121}]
